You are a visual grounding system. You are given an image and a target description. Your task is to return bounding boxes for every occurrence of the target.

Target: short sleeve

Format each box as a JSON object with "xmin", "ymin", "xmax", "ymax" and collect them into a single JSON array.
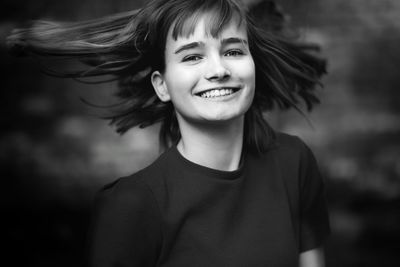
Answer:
[
  {"xmin": 86, "ymin": 177, "xmax": 162, "ymax": 267},
  {"xmin": 298, "ymin": 140, "xmax": 330, "ymax": 252}
]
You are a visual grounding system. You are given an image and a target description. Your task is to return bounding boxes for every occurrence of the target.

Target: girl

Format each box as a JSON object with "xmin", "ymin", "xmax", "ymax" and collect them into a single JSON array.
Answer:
[{"xmin": 8, "ymin": 0, "xmax": 330, "ymax": 266}]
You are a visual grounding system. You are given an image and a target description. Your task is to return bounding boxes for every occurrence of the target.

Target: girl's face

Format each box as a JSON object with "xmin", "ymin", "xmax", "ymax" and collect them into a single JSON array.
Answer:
[{"xmin": 151, "ymin": 15, "xmax": 255, "ymax": 126}]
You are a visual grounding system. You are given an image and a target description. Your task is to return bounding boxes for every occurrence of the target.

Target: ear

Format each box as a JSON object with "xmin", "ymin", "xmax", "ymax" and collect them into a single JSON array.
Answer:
[{"xmin": 151, "ymin": 71, "xmax": 171, "ymax": 102}]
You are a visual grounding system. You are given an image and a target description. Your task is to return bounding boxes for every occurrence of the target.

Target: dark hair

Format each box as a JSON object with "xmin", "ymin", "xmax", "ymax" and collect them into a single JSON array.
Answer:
[{"xmin": 7, "ymin": 0, "xmax": 326, "ymax": 154}]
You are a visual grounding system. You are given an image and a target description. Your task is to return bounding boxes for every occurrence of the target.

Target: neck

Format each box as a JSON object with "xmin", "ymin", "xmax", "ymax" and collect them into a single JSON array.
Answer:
[{"xmin": 176, "ymin": 116, "xmax": 244, "ymax": 171}]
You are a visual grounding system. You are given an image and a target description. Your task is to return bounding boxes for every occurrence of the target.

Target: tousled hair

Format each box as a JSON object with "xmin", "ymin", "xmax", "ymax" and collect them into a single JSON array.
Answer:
[{"xmin": 7, "ymin": 0, "xmax": 326, "ymax": 154}]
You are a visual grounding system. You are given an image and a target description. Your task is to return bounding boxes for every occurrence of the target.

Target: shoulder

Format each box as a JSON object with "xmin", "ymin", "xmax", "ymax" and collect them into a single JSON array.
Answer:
[
  {"xmin": 88, "ymin": 170, "xmax": 163, "ymax": 267},
  {"xmin": 272, "ymin": 132, "xmax": 313, "ymax": 162},
  {"xmin": 247, "ymin": 131, "xmax": 314, "ymax": 167},
  {"xmin": 275, "ymin": 132, "xmax": 308, "ymax": 150},
  {"xmin": 96, "ymin": 175, "xmax": 155, "ymax": 213},
  {"xmin": 263, "ymin": 132, "xmax": 322, "ymax": 188},
  {"xmin": 97, "ymin": 148, "xmax": 172, "ymax": 205}
]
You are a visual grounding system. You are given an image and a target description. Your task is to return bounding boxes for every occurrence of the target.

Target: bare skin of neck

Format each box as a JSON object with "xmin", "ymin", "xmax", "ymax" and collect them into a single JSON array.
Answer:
[{"xmin": 176, "ymin": 115, "xmax": 244, "ymax": 172}]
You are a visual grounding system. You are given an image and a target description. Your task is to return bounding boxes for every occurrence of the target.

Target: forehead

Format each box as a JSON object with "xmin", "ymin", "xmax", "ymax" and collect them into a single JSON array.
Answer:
[
  {"xmin": 169, "ymin": 6, "xmax": 246, "ymax": 39},
  {"xmin": 166, "ymin": 15, "xmax": 248, "ymax": 46}
]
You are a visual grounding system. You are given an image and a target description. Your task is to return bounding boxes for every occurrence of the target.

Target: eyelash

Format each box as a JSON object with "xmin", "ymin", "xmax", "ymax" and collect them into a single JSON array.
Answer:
[
  {"xmin": 182, "ymin": 49, "xmax": 245, "ymax": 62},
  {"xmin": 182, "ymin": 55, "xmax": 202, "ymax": 62},
  {"xmin": 225, "ymin": 49, "xmax": 244, "ymax": 57}
]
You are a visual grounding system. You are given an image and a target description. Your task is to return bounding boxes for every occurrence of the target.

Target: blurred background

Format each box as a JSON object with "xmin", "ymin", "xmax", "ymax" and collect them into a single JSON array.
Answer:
[{"xmin": 1, "ymin": 0, "xmax": 399, "ymax": 266}]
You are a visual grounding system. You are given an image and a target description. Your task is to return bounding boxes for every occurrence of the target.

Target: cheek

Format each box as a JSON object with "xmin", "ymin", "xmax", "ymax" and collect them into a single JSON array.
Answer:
[
  {"xmin": 246, "ymin": 58, "xmax": 256, "ymax": 81},
  {"xmin": 166, "ymin": 64, "xmax": 199, "ymax": 87},
  {"xmin": 233, "ymin": 58, "xmax": 256, "ymax": 82},
  {"xmin": 240, "ymin": 59, "xmax": 256, "ymax": 101},
  {"xmin": 164, "ymin": 67, "xmax": 196, "ymax": 102}
]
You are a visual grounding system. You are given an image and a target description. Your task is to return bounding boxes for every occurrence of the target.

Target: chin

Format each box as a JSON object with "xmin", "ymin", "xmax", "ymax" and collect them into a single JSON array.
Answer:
[{"xmin": 201, "ymin": 111, "xmax": 245, "ymax": 124}]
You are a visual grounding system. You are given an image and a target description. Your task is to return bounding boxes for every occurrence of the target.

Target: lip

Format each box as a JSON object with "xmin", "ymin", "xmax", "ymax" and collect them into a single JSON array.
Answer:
[{"xmin": 194, "ymin": 86, "xmax": 242, "ymax": 96}]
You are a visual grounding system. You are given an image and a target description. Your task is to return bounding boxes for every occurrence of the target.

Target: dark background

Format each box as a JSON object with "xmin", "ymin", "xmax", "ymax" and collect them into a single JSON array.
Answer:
[{"xmin": 1, "ymin": 0, "xmax": 399, "ymax": 266}]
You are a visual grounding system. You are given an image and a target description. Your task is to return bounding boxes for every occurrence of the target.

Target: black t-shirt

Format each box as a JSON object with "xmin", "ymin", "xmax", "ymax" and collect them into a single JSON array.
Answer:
[{"xmin": 87, "ymin": 133, "xmax": 330, "ymax": 267}]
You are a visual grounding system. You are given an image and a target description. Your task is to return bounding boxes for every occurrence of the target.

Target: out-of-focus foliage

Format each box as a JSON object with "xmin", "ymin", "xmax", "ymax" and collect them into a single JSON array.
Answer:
[{"xmin": 1, "ymin": 0, "xmax": 399, "ymax": 266}]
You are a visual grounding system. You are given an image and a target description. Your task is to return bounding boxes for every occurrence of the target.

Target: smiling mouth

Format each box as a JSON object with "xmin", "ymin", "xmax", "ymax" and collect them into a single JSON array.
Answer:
[{"xmin": 195, "ymin": 87, "xmax": 241, "ymax": 98}]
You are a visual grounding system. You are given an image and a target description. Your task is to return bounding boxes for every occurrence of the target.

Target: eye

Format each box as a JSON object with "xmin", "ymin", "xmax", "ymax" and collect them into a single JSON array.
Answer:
[
  {"xmin": 182, "ymin": 55, "xmax": 203, "ymax": 62},
  {"xmin": 225, "ymin": 49, "xmax": 244, "ymax": 57}
]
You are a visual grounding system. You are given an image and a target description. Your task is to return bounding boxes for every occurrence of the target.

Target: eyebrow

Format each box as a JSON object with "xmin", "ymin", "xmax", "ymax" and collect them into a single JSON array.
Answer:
[
  {"xmin": 174, "ymin": 42, "xmax": 204, "ymax": 54},
  {"xmin": 173, "ymin": 37, "xmax": 248, "ymax": 54},
  {"xmin": 221, "ymin": 37, "xmax": 248, "ymax": 46}
]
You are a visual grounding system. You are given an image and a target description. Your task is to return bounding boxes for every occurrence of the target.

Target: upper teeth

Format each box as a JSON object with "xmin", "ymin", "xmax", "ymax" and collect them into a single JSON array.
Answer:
[{"xmin": 200, "ymin": 88, "xmax": 234, "ymax": 98}]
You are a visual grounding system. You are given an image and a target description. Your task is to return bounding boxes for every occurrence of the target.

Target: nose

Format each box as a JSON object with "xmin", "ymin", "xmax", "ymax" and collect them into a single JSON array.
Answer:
[{"xmin": 204, "ymin": 55, "xmax": 231, "ymax": 81}]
